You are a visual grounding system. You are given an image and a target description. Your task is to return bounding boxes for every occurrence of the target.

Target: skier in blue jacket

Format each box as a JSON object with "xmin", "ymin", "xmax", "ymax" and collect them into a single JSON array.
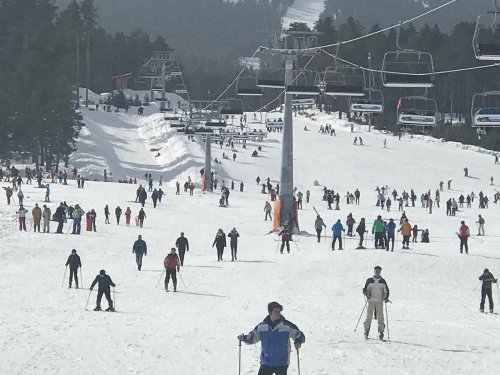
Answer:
[
  {"xmin": 331, "ymin": 219, "xmax": 345, "ymax": 250},
  {"xmin": 238, "ymin": 302, "xmax": 305, "ymax": 375},
  {"xmin": 386, "ymin": 218, "xmax": 396, "ymax": 252}
]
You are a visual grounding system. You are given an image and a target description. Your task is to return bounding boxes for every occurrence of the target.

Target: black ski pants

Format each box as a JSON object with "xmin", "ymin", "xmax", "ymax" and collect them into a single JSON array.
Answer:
[
  {"xmin": 358, "ymin": 232, "xmax": 365, "ymax": 247},
  {"xmin": 165, "ymin": 268, "xmax": 177, "ymax": 289},
  {"xmin": 374, "ymin": 232, "xmax": 384, "ymax": 248},
  {"xmin": 332, "ymin": 235, "xmax": 342, "ymax": 250},
  {"xmin": 402, "ymin": 235, "xmax": 410, "ymax": 248},
  {"xmin": 316, "ymin": 228, "xmax": 322, "ymax": 242},
  {"xmin": 280, "ymin": 239, "xmax": 290, "ymax": 253},
  {"xmin": 69, "ymin": 267, "xmax": 79, "ymax": 287},
  {"xmin": 217, "ymin": 246, "xmax": 224, "ymax": 261},
  {"xmin": 480, "ymin": 288, "xmax": 494, "ymax": 311},
  {"xmin": 460, "ymin": 236, "xmax": 469, "ymax": 253},
  {"xmin": 56, "ymin": 218, "xmax": 64, "ymax": 233},
  {"xmin": 179, "ymin": 249, "xmax": 186, "ymax": 266},
  {"xmin": 135, "ymin": 253, "xmax": 144, "ymax": 270},
  {"xmin": 265, "ymin": 211, "xmax": 272, "ymax": 221},
  {"xmin": 231, "ymin": 242, "xmax": 237, "ymax": 260},
  {"xmin": 258, "ymin": 365, "xmax": 288, "ymax": 375},
  {"xmin": 96, "ymin": 289, "xmax": 113, "ymax": 308}
]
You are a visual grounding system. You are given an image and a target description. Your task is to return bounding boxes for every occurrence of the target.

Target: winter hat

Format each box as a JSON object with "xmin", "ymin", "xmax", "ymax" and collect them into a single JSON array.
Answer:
[
  {"xmin": 267, "ymin": 301, "xmax": 283, "ymax": 313},
  {"xmin": 484, "ymin": 268, "xmax": 489, "ymax": 273},
  {"xmin": 99, "ymin": 269, "xmax": 106, "ymax": 275},
  {"xmin": 71, "ymin": 249, "xmax": 77, "ymax": 253},
  {"xmin": 217, "ymin": 229, "xmax": 223, "ymax": 234},
  {"xmin": 374, "ymin": 266, "xmax": 382, "ymax": 271}
]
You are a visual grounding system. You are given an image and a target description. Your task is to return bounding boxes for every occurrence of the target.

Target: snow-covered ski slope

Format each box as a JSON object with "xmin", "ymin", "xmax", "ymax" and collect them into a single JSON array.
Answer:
[
  {"xmin": 2, "ymin": 100, "xmax": 500, "ymax": 374},
  {"xmin": 282, "ymin": 0, "xmax": 325, "ymax": 29}
]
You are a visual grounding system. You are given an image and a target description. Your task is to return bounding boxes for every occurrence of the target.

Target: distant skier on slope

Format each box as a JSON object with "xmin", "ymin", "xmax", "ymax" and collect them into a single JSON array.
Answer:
[
  {"xmin": 175, "ymin": 232, "xmax": 189, "ymax": 266},
  {"xmin": 213, "ymin": 229, "xmax": 227, "ymax": 261},
  {"xmin": 314, "ymin": 215, "xmax": 326, "ymax": 243}
]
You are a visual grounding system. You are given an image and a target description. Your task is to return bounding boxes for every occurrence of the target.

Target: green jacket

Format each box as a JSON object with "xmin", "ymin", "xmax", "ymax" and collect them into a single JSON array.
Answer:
[
  {"xmin": 372, "ymin": 219, "xmax": 386, "ymax": 233},
  {"xmin": 314, "ymin": 217, "xmax": 326, "ymax": 230}
]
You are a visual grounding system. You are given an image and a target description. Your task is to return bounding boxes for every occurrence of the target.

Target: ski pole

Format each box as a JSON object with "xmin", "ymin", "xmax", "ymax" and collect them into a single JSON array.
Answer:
[
  {"xmin": 80, "ymin": 268, "xmax": 83, "ymax": 289},
  {"xmin": 178, "ymin": 271, "xmax": 187, "ymax": 289},
  {"xmin": 61, "ymin": 266, "xmax": 68, "ymax": 287},
  {"xmin": 113, "ymin": 287, "xmax": 116, "ymax": 310},
  {"xmin": 354, "ymin": 298, "xmax": 368, "ymax": 332},
  {"xmin": 155, "ymin": 269, "xmax": 165, "ymax": 288},
  {"xmin": 238, "ymin": 340, "xmax": 242, "ymax": 375},
  {"xmin": 297, "ymin": 348, "xmax": 301, "ymax": 375},
  {"xmin": 497, "ymin": 283, "xmax": 499, "ymax": 307},
  {"xmin": 84, "ymin": 290, "xmax": 92, "ymax": 311},
  {"xmin": 385, "ymin": 301, "xmax": 390, "ymax": 340}
]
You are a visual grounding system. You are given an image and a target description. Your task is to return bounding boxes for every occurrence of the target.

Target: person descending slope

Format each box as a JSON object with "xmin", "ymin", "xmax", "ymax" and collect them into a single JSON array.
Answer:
[
  {"xmin": 363, "ymin": 266, "xmax": 390, "ymax": 340},
  {"xmin": 213, "ymin": 229, "xmax": 227, "ymax": 261},
  {"xmin": 175, "ymin": 232, "xmax": 189, "ymax": 266},
  {"xmin": 479, "ymin": 269, "xmax": 497, "ymax": 313},
  {"xmin": 237, "ymin": 302, "xmax": 305, "ymax": 375},
  {"xmin": 65, "ymin": 249, "xmax": 82, "ymax": 288},
  {"xmin": 314, "ymin": 215, "xmax": 326, "ymax": 243},
  {"xmin": 132, "ymin": 235, "xmax": 147, "ymax": 271},
  {"xmin": 356, "ymin": 218, "xmax": 367, "ymax": 249},
  {"xmin": 90, "ymin": 270, "xmax": 116, "ymax": 312},
  {"xmin": 331, "ymin": 219, "xmax": 345, "ymax": 250},
  {"xmin": 164, "ymin": 248, "xmax": 181, "ymax": 292}
]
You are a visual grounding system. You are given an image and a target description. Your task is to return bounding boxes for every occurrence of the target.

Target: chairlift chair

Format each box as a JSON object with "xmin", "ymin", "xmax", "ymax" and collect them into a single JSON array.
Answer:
[
  {"xmin": 350, "ymin": 88, "xmax": 384, "ymax": 113},
  {"xmin": 323, "ymin": 66, "xmax": 365, "ymax": 97},
  {"xmin": 220, "ymin": 98, "xmax": 244, "ymax": 115},
  {"xmin": 237, "ymin": 76, "xmax": 263, "ymax": 96},
  {"xmin": 471, "ymin": 91, "xmax": 500, "ymax": 127},
  {"xmin": 381, "ymin": 51, "xmax": 435, "ymax": 88},
  {"xmin": 397, "ymin": 96, "xmax": 438, "ymax": 126},
  {"xmin": 473, "ymin": 0, "xmax": 500, "ymax": 60},
  {"xmin": 257, "ymin": 67, "xmax": 285, "ymax": 89},
  {"xmin": 286, "ymin": 69, "xmax": 321, "ymax": 95}
]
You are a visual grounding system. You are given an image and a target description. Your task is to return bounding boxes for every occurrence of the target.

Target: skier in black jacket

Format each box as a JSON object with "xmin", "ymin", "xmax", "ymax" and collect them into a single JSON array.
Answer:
[
  {"xmin": 212, "ymin": 229, "xmax": 226, "ymax": 261},
  {"xmin": 175, "ymin": 232, "xmax": 189, "ymax": 266},
  {"xmin": 132, "ymin": 235, "xmax": 147, "ymax": 271},
  {"xmin": 55, "ymin": 203, "xmax": 66, "ymax": 233},
  {"xmin": 228, "ymin": 227, "xmax": 239, "ymax": 261},
  {"xmin": 90, "ymin": 270, "xmax": 116, "ymax": 311},
  {"xmin": 65, "ymin": 249, "xmax": 82, "ymax": 288},
  {"xmin": 480, "ymin": 269, "xmax": 498, "ymax": 313}
]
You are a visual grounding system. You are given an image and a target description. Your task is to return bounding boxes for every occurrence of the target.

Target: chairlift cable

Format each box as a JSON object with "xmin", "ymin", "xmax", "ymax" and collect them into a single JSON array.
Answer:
[
  {"xmin": 321, "ymin": 49, "xmax": 500, "ymax": 76},
  {"xmin": 261, "ymin": 0, "xmax": 459, "ymax": 53}
]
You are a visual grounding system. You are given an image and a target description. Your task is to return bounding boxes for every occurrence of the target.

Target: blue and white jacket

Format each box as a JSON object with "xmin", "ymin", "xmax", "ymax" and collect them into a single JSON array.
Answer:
[{"xmin": 242, "ymin": 315, "xmax": 305, "ymax": 366}]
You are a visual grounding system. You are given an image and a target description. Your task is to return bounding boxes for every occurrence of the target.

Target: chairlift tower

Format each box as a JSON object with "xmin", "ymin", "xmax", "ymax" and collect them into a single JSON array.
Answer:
[{"xmin": 261, "ymin": 30, "xmax": 319, "ymax": 230}]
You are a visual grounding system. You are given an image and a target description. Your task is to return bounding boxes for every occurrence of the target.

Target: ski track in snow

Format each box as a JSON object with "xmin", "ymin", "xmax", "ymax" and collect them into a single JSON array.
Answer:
[{"xmin": 1, "ymin": 93, "xmax": 500, "ymax": 373}]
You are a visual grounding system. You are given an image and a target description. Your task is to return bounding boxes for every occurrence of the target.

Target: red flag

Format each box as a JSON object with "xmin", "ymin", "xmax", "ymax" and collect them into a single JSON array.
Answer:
[{"xmin": 396, "ymin": 98, "xmax": 402, "ymax": 110}]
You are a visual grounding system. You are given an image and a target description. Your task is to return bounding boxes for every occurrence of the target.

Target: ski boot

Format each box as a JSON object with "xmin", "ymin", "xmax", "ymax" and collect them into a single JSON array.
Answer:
[
  {"xmin": 490, "ymin": 309, "xmax": 494, "ymax": 313},
  {"xmin": 75, "ymin": 285, "xmax": 79, "ymax": 289},
  {"xmin": 93, "ymin": 306, "xmax": 102, "ymax": 311},
  {"xmin": 364, "ymin": 331, "xmax": 369, "ymax": 340},
  {"xmin": 68, "ymin": 285, "xmax": 72, "ymax": 289},
  {"xmin": 105, "ymin": 306, "xmax": 115, "ymax": 312},
  {"xmin": 379, "ymin": 332, "xmax": 384, "ymax": 341}
]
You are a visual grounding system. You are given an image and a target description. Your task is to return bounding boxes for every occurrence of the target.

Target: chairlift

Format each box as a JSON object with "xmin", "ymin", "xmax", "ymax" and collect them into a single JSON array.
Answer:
[
  {"xmin": 220, "ymin": 98, "xmax": 243, "ymax": 115},
  {"xmin": 381, "ymin": 25, "xmax": 435, "ymax": 88},
  {"xmin": 471, "ymin": 91, "xmax": 500, "ymax": 127},
  {"xmin": 321, "ymin": 66, "xmax": 365, "ymax": 96},
  {"xmin": 350, "ymin": 88, "xmax": 384, "ymax": 114},
  {"xmin": 397, "ymin": 96, "xmax": 438, "ymax": 126},
  {"xmin": 175, "ymin": 84, "xmax": 188, "ymax": 94},
  {"xmin": 473, "ymin": 0, "xmax": 500, "ymax": 60},
  {"xmin": 286, "ymin": 69, "xmax": 321, "ymax": 95},
  {"xmin": 237, "ymin": 76, "xmax": 263, "ymax": 96},
  {"xmin": 257, "ymin": 67, "xmax": 285, "ymax": 89},
  {"xmin": 194, "ymin": 127, "xmax": 214, "ymax": 135}
]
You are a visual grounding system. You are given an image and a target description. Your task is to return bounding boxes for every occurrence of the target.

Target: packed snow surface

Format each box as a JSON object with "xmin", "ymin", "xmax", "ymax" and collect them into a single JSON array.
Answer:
[{"xmin": 2, "ymin": 96, "xmax": 500, "ymax": 374}]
